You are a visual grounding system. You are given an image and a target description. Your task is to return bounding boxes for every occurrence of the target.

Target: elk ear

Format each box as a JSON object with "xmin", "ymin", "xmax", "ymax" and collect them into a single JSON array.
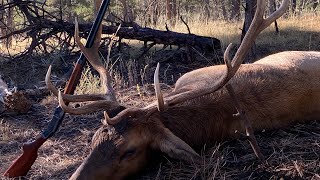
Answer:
[{"xmin": 153, "ymin": 127, "xmax": 201, "ymax": 163}]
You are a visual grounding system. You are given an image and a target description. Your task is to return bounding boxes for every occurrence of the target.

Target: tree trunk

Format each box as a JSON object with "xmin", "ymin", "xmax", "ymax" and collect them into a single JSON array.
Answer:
[
  {"xmin": 166, "ymin": 0, "xmax": 172, "ymax": 21},
  {"xmin": 203, "ymin": 0, "xmax": 210, "ymax": 22},
  {"xmin": 312, "ymin": 0, "xmax": 319, "ymax": 12},
  {"xmin": 0, "ymin": 0, "xmax": 5, "ymax": 46},
  {"xmin": 291, "ymin": 0, "xmax": 297, "ymax": 14},
  {"xmin": 0, "ymin": 0, "xmax": 13, "ymax": 47},
  {"xmin": 268, "ymin": 0, "xmax": 276, "ymax": 15},
  {"xmin": 268, "ymin": 0, "xmax": 279, "ymax": 33},
  {"xmin": 144, "ymin": 0, "xmax": 151, "ymax": 26},
  {"xmin": 65, "ymin": 0, "xmax": 73, "ymax": 22},
  {"xmin": 166, "ymin": 0, "xmax": 176, "ymax": 26},
  {"xmin": 212, "ymin": 0, "xmax": 219, "ymax": 19},
  {"xmin": 120, "ymin": 0, "xmax": 134, "ymax": 22},
  {"xmin": 230, "ymin": 0, "xmax": 240, "ymax": 21},
  {"xmin": 6, "ymin": 0, "xmax": 13, "ymax": 47},
  {"xmin": 241, "ymin": 0, "xmax": 257, "ymax": 63},
  {"xmin": 172, "ymin": 0, "xmax": 177, "ymax": 25},
  {"xmin": 151, "ymin": 1, "xmax": 159, "ymax": 26},
  {"xmin": 298, "ymin": 0, "xmax": 305, "ymax": 12},
  {"xmin": 221, "ymin": 1, "xmax": 228, "ymax": 20},
  {"xmin": 98, "ymin": 25, "xmax": 221, "ymax": 52}
]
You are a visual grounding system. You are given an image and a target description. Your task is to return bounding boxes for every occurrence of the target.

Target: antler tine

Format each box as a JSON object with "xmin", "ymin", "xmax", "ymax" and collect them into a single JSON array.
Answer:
[
  {"xmin": 223, "ymin": 43, "xmax": 233, "ymax": 70},
  {"xmin": 45, "ymin": 65, "xmax": 59, "ymax": 96},
  {"xmin": 154, "ymin": 63, "xmax": 165, "ymax": 112},
  {"xmin": 106, "ymin": 107, "xmax": 146, "ymax": 125},
  {"xmin": 58, "ymin": 91, "xmax": 119, "ymax": 115}
]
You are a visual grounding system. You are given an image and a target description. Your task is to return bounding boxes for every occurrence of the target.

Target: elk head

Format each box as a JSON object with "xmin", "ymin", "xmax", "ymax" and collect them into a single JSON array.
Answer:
[{"xmin": 46, "ymin": 0, "xmax": 289, "ymax": 179}]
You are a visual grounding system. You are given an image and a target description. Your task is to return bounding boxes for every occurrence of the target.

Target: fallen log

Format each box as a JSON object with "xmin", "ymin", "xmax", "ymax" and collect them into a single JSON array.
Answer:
[
  {"xmin": 59, "ymin": 22, "xmax": 222, "ymax": 53},
  {"xmin": 37, "ymin": 19, "xmax": 221, "ymax": 52},
  {"xmin": 97, "ymin": 26, "xmax": 222, "ymax": 52}
]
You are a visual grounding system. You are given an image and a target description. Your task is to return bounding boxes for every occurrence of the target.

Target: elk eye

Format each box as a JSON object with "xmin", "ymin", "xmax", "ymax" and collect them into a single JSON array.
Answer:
[{"xmin": 120, "ymin": 148, "xmax": 136, "ymax": 161}]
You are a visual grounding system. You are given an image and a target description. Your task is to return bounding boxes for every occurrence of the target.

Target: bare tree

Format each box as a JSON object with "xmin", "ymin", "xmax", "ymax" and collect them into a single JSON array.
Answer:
[
  {"xmin": 299, "ymin": 0, "xmax": 305, "ymax": 12},
  {"xmin": 65, "ymin": 0, "xmax": 73, "ymax": 22},
  {"xmin": 230, "ymin": 0, "xmax": 241, "ymax": 20},
  {"xmin": 312, "ymin": 0, "xmax": 319, "ymax": 12},
  {"xmin": 0, "ymin": 0, "xmax": 13, "ymax": 47},
  {"xmin": 268, "ymin": 0, "xmax": 276, "ymax": 15},
  {"xmin": 166, "ymin": 0, "xmax": 171, "ymax": 20},
  {"xmin": 203, "ymin": 0, "xmax": 210, "ymax": 22},
  {"xmin": 119, "ymin": 0, "xmax": 135, "ymax": 22},
  {"xmin": 152, "ymin": 0, "xmax": 159, "ymax": 26},
  {"xmin": 0, "ymin": 0, "xmax": 5, "ymax": 46},
  {"xmin": 291, "ymin": 0, "xmax": 297, "ymax": 14},
  {"xmin": 221, "ymin": 1, "xmax": 228, "ymax": 20},
  {"xmin": 166, "ymin": 0, "xmax": 176, "ymax": 25},
  {"xmin": 211, "ymin": 0, "xmax": 219, "ymax": 20}
]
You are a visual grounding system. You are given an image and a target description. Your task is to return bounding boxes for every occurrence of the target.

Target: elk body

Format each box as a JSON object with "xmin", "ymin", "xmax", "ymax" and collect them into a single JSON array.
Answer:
[
  {"xmin": 45, "ymin": 0, "xmax": 320, "ymax": 179},
  {"xmin": 170, "ymin": 51, "xmax": 320, "ymax": 146}
]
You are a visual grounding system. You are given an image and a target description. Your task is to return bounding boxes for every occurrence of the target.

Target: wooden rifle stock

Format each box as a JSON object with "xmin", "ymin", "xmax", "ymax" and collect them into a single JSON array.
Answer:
[{"xmin": 3, "ymin": 135, "xmax": 46, "ymax": 177}]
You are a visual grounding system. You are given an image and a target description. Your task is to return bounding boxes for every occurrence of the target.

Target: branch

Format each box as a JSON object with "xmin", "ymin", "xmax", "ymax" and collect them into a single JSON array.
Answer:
[{"xmin": 180, "ymin": 16, "xmax": 191, "ymax": 34}]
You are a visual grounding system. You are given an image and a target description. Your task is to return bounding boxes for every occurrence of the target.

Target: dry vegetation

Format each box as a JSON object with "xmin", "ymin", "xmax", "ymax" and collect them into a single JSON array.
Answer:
[{"xmin": 1, "ymin": 14, "xmax": 320, "ymax": 179}]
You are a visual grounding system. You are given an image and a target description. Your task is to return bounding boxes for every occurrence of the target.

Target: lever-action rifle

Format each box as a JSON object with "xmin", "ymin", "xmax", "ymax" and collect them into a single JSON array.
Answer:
[{"xmin": 3, "ymin": 0, "xmax": 111, "ymax": 177}]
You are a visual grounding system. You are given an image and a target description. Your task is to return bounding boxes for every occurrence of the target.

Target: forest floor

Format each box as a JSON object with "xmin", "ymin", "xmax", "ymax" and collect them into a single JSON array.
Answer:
[{"xmin": 1, "ymin": 14, "xmax": 320, "ymax": 179}]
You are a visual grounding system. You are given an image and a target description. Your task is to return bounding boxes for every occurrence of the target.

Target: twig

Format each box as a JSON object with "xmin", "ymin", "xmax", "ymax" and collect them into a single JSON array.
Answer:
[
  {"xmin": 106, "ymin": 24, "xmax": 121, "ymax": 67},
  {"xmin": 136, "ymin": 42, "xmax": 156, "ymax": 60},
  {"xmin": 180, "ymin": 16, "xmax": 191, "ymax": 34},
  {"xmin": 225, "ymin": 84, "xmax": 264, "ymax": 160},
  {"xmin": 274, "ymin": 20, "xmax": 279, "ymax": 34},
  {"xmin": 165, "ymin": 23, "xmax": 170, "ymax": 31}
]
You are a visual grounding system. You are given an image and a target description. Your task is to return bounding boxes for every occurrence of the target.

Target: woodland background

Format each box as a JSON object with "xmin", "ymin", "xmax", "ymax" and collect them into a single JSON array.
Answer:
[{"xmin": 0, "ymin": 0, "xmax": 319, "ymax": 58}]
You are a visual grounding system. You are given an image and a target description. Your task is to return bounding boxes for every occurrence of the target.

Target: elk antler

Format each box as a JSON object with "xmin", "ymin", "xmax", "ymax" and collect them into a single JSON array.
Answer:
[
  {"xmin": 58, "ymin": 91, "xmax": 119, "ymax": 115},
  {"xmin": 154, "ymin": 63, "xmax": 165, "ymax": 112}
]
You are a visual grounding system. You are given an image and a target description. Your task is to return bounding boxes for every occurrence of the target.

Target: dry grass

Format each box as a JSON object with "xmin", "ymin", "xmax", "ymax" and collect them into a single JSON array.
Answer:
[{"xmin": 165, "ymin": 13, "xmax": 320, "ymax": 51}]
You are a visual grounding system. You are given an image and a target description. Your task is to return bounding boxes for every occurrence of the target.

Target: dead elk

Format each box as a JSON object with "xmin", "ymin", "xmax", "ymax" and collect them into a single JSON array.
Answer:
[{"xmin": 45, "ymin": 0, "xmax": 320, "ymax": 179}]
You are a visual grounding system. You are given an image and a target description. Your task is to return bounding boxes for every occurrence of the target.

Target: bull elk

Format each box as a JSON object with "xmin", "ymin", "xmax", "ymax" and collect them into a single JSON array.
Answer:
[{"xmin": 45, "ymin": 0, "xmax": 320, "ymax": 179}]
